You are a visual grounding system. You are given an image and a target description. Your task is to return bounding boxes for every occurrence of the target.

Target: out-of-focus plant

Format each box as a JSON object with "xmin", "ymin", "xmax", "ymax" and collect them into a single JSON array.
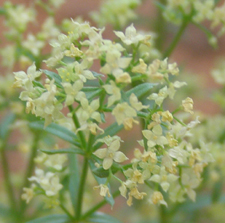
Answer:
[{"xmin": 1, "ymin": 0, "xmax": 225, "ymax": 223}]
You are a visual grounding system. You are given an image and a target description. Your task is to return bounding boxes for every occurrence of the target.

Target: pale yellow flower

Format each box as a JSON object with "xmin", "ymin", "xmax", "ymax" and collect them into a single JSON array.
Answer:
[
  {"xmin": 112, "ymin": 102, "xmax": 137, "ymax": 130},
  {"xmin": 132, "ymin": 58, "xmax": 147, "ymax": 74},
  {"xmin": 13, "ymin": 63, "xmax": 42, "ymax": 88},
  {"xmin": 149, "ymin": 166, "xmax": 178, "ymax": 192},
  {"xmin": 62, "ymin": 80, "xmax": 83, "ymax": 105},
  {"xmin": 142, "ymin": 124, "xmax": 168, "ymax": 148},
  {"xmin": 94, "ymin": 184, "xmax": 111, "ymax": 197},
  {"xmin": 103, "ymin": 81, "xmax": 121, "ymax": 107},
  {"xmin": 129, "ymin": 93, "xmax": 148, "ymax": 111},
  {"xmin": 182, "ymin": 97, "xmax": 194, "ymax": 114},
  {"xmin": 21, "ymin": 186, "xmax": 35, "ymax": 204},
  {"xmin": 114, "ymin": 24, "xmax": 151, "ymax": 46},
  {"xmin": 29, "ymin": 169, "xmax": 63, "ymax": 197},
  {"xmin": 148, "ymin": 86, "xmax": 169, "ymax": 106},
  {"xmin": 93, "ymin": 137, "xmax": 128, "ymax": 169},
  {"xmin": 149, "ymin": 191, "xmax": 167, "ymax": 206},
  {"xmin": 159, "ymin": 110, "xmax": 173, "ymax": 122}
]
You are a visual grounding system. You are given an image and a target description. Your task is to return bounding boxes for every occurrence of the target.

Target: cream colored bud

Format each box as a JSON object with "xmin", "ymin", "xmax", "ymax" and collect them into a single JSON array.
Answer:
[{"xmin": 182, "ymin": 97, "xmax": 194, "ymax": 114}]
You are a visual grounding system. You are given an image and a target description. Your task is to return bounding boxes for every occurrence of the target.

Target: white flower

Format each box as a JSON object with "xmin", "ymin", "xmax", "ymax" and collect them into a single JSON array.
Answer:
[
  {"xmin": 62, "ymin": 80, "xmax": 83, "ymax": 106},
  {"xmin": 29, "ymin": 169, "xmax": 63, "ymax": 197},
  {"xmin": 93, "ymin": 136, "xmax": 128, "ymax": 169},
  {"xmin": 21, "ymin": 186, "xmax": 35, "ymax": 204},
  {"xmin": 112, "ymin": 102, "xmax": 138, "ymax": 130},
  {"xmin": 93, "ymin": 184, "xmax": 111, "ymax": 197},
  {"xmin": 114, "ymin": 24, "xmax": 151, "ymax": 46},
  {"xmin": 149, "ymin": 191, "xmax": 167, "ymax": 206},
  {"xmin": 182, "ymin": 97, "xmax": 194, "ymax": 114},
  {"xmin": 142, "ymin": 125, "xmax": 168, "ymax": 148},
  {"xmin": 148, "ymin": 86, "xmax": 169, "ymax": 106},
  {"xmin": 13, "ymin": 63, "xmax": 42, "ymax": 88},
  {"xmin": 103, "ymin": 81, "xmax": 121, "ymax": 107},
  {"xmin": 149, "ymin": 166, "xmax": 178, "ymax": 192}
]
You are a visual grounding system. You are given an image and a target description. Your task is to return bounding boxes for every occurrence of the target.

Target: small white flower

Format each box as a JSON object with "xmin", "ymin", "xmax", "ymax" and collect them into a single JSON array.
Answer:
[{"xmin": 93, "ymin": 136, "xmax": 128, "ymax": 169}]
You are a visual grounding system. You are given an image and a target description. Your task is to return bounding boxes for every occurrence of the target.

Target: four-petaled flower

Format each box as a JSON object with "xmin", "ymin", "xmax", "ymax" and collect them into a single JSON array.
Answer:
[{"xmin": 93, "ymin": 137, "xmax": 128, "ymax": 169}]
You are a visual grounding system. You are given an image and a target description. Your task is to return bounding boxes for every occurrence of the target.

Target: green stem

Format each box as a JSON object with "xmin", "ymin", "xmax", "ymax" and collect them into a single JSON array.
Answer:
[
  {"xmin": 68, "ymin": 105, "xmax": 87, "ymax": 149},
  {"xmin": 154, "ymin": 0, "xmax": 167, "ymax": 51},
  {"xmin": 19, "ymin": 132, "xmax": 40, "ymax": 214},
  {"xmin": 81, "ymin": 190, "xmax": 120, "ymax": 220},
  {"xmin": 159, "ymin": 205, "xmax": 169, "ymax": 223},
  {"xmin": 60, "ymin": 204, "xmax": 74, "ymax": 220},
  {"xmin": 75, "ymin": 157, "xmax": 89, "ymax": 220},
  {"xmin": 0, "ymin": 141, "xmax": 18, "ymax": 216},
  {"xmin": 87, "ymin": 132, "xmax": 95, "ymax": 153},
  {"xmin": 173, "ymin": 116, "xmax": 186, "ymax": 126},
  {"xmin": 163, "ymin": 19, "xmax": 189, "ymax": 58}
]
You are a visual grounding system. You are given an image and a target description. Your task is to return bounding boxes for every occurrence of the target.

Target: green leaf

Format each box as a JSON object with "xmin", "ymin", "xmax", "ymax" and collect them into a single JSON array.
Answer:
[
  {"xmin": 92, "ymin": 163, "xmax": 121, "ymax": 178},
  {"xmin": 68, "ymin": 154, "xmax": 80, "ymax": 213},
  {"xmin": 91, "ymin": 71, "xmax": 104, "ymax": 77},
  {"xmin": 41, "ymin": 147, "xmax": 85, "ymax": 155},
  {"xmin": 88, "ymin": 212, "xmax": 122, "ymax": 223},
  {"xmin": 82, "ymin": 87, "xmax": 103, "ymax": 100},
  {"xmin": 26, "ymin": 214, "xmax": 70, "ymax": 223},
  {"xmin": 32, "ymin": 80, "xmax": 45, "ymax": 89},
  {"xmin": 154, "ymin": 1, "xmax": 166, "ymax": 11},
  {"xmin": 41, "ymin": 69, "xmax": 63, "ymax": 89},
  {"xmin": 126, "ymin": 82, "xmax": 156, "ymax": 99},
  {"xmin": 0, "ymin": 203, "xmax": 10, "ymax": 217},
  {"xmin": 16, "ymin": 47, "xmax": 36, "ymax": 62},
  {"xmin": 0, "ymin": 113, "xmax": 15, "ymax": 139},
  {"xmin": 89, "ymin": 160, "xmax": 115, "ymax": 207},
  {"xmin": 212, "ymin": 181, "xmax": 223, "ymax": 203},
  {"xmin": 29, "ymin": 121, "xmax": 80, "ymax": 146},
  {"xmin": 178, "ymin": 193, "xmax": 211, "ymax": 213},
  {"xmin": 0, "ymin": 8, "xmax": 6, "ymax": 15}
]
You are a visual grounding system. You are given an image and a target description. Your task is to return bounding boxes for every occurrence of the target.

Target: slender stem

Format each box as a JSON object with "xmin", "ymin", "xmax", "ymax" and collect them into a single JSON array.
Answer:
[
  {"xmin": 154, "ymin": 0, "xmax": 167, "ymax": 51},
  {"xmin": 81, "ymin": 190, "xmax": 120, "ymax": 220},
  {"xmin": 163, "ymin": 19, "xmax": 189, "ymax": 58},
  {"xmin": 0, "ymin": 141, "xmax": 18, "ymax": 215},
  {"xmin": 159, "ymin": 205, "xmax": 169, "ymax": 223},
  {"xmin": 68, "ymin": 105, "xmax": 87, "ymax": 149},
  {"xmin": 60, "ymin": 204, "xmax": 74, "ymax": 219},
  {"xmin": 75, "ymin": 157, "xmax": 89, "ymax": 220},
  {"xmin": 173, "ymin": 116, "xmax": 186, "ymax": 126},
  {"xmin": 87, "ymin": 132, "xmax": 95, "ymax": 153},
  {"xmin": 19, "ymin": 132, "xmax": 40, "ymax": 214}
]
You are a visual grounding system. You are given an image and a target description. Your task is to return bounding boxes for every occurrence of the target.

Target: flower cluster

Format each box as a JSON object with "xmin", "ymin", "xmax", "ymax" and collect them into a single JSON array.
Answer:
[
  {"xmin": 90, "ymin": 0, "xmax": 141, "ymax": 29},
  {"xmin": 13, "ymin": 20, "xmax": 214, "ymax": 208},
  {"xmin": 21, "ymin": 147, "xmax": 67, "ymax": 206},
  {"xmin": 163, "ymin": 0, "xmax": 225, "ymax": 45}
]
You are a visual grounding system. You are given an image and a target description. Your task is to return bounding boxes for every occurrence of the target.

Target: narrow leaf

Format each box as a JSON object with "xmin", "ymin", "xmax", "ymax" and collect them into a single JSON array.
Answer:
[
  {"xmin": 0, "ymin": 8, "xmax": 6, "ymax": 15},
  {"xmin": 82, "ymin": 87, "xmax": 102, "ymax": 100},
  {"xmin": 0, "ymin": 203, "xmax": 10, "ymax": 217},
  {"xmin": 16, "ymin": 47, "xmax": 36, "ymax": 61},
  {"xmin": 41, "ymin": 147, "xmax": 85, "ymax": 155},
  {"xmin": 91, "ymin": 71, "xmax": 104, "ymax": 77},
  {"xmin": 92, "ymin": 163, "xmax": 121, "ymax": 178},
  {"xmin": 88, "ymin": 212, "xmax": 122, "ymax": 223},
  {"xmin": 89, "ymin": 160, "xmax": 115, "ymax": 207},
  {"xmin": 68, "ymin": 154, "xmax": 80, "ymax": 213},
  {"xmin": 0, "ymin": 113, "xmax": 15, "ymax": 139},
  {"xmin": 154, "ymin": 1, "xmax": 166, "ymax": 10},
  {"xmin": 32, "ymin": 80, "xmax": 45, "ymax": 89},
  {"xmin": 26, "ymin": 214, "xmax": 70, "ymax": 223},
  {"xmin": 29, "ymin": 121, "xmax": 80, "ymax": 146},
  {"xmin": 41, "ymin": 69, "xmax": 63, "ymax": 89},
  {"xmin": 126, "ymin": 83, "xmax": 156, "ymax": 99}
]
